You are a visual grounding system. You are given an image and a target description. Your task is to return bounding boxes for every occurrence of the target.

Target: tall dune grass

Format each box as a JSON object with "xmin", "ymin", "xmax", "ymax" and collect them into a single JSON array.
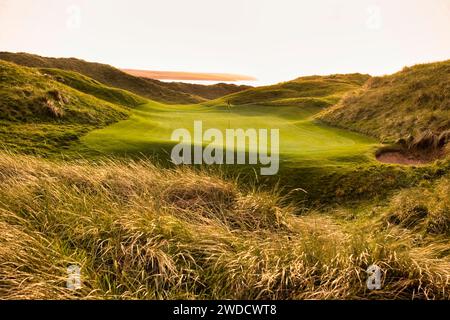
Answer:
[{"xmin": 0, "ymin": 153, "xmax": 448, "ymax": 299}]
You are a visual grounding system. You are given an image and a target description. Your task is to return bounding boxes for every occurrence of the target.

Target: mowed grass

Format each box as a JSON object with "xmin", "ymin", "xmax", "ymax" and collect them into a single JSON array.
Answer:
[{"xmin": 80, "ymin": 101, "xmax": 378, "ymax": 169}]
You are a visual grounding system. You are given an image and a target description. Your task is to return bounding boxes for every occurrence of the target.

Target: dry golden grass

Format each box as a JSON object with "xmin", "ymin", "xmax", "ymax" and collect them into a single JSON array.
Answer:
[
  {"xmin": 319, "ymin": 60, "xmax": 450, "ymax": 144},
  {"xmin": 0, "ymin": 152, "xmax": 448, "ymax": 299},
  {"xmin": 383, "ymin": 177, "xmax": 450, "ymax": 235}
]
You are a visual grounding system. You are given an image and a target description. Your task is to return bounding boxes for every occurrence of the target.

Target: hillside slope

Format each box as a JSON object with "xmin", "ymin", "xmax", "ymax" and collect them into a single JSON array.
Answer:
[
  {"xmin": 319, "ymin": 60, "xmax": 450, "ymax": 146},
  {"xmin": 159, "ymin": 81, "xmax": 251, "ymax": 100},
  {"xmin": 0, "ymin": 60, "xmax": 131, "ymax": 154},
  {"xmin": 0, "ymin": 52, "xmax": 203, "ymax": 104},
  {"xmin": 0, "ymin": 52, "xmax": 251, "ymax": 103},
  {"xmin": 39, "ymin": 68, "xmax": 147, "ymax": 108},
  {"xmin": 210, "ymin": 73, "xmax": 371, "ymax": 110}
]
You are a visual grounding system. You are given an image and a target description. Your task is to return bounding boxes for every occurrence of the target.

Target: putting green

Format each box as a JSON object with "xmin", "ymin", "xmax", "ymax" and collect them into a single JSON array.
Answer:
[{"xmin": 80, "ymin": 101, "xmax": 378, "ymax": 169}]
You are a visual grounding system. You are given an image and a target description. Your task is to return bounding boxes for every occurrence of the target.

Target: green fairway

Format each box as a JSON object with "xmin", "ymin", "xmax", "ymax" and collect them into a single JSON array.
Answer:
[{"xmin": 80, "ymin": 101, "xmax": 378, "ymax": 169}]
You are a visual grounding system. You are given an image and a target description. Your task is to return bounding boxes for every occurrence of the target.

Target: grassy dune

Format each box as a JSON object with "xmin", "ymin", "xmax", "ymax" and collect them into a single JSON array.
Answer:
[
  {"xmin": 0, "ymin": 60, "xmax": 133, "ymax": 155},
  {"xmin": 0, "ymin": 52, "xmax": 251, "ymax": 104},
  {"xmin": 39, "ymin": 68, "xmax": 147, "ymax": 108},
  {"xmin": 319, "ymin": 60, "xmax": 450, "ymax": 144},
  {"xmin": 0, "ymin": 51, "xmax": 202, "ymax": 104},
  {"xmin": 157, "ymin": 81, "xmax": 251, "ymax": 100},
  {"xmin": 0, "ymin": 153, "xmax": 448, "ymax": 299},
  {"xmin": 211, "ymin": 73, "xmax": 370, "ymax": 106}
]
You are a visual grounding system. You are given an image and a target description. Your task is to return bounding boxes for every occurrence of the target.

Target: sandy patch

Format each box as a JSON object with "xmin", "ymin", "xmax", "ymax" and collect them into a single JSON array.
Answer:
[{"xmin": 376, "ymin": 151, "xmax": 431, "ymax": 165}]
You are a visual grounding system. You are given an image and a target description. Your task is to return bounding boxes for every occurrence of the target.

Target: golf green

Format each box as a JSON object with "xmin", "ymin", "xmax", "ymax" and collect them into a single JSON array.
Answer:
[{"xmin": 81, "ymin": 101, "xmax": 378, "ymax": 169}]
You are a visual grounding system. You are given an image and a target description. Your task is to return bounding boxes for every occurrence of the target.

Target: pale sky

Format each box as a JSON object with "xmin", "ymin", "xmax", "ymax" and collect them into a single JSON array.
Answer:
[{"xmin": 0, "ymin": 0, "xmax": 449, "ymax": 85}]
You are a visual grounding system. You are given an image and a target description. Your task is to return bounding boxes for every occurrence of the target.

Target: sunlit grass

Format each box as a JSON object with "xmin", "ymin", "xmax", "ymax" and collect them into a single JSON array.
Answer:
[{"xmin": 0, "ymin": 152, "xmax": 448, "ymax": 299}]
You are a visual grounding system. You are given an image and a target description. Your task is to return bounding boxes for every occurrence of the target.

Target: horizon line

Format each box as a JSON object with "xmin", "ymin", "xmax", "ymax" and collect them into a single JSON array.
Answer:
[{"xmin": 121, "ymin": 69, "xmax": 257, "ymax": 82}]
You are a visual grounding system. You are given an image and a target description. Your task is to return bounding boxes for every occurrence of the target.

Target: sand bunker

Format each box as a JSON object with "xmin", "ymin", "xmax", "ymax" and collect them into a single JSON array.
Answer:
[
  {"xmin": 376, "ymin": 151, "xmax": 430, "ymax": 165},
  {"xmin": 376, "ymin": 146, "xmax": 447, "ymax": 165},
  {"xmin": 378, "ymin": 131, "xmax": 450, "ymax": 165}
]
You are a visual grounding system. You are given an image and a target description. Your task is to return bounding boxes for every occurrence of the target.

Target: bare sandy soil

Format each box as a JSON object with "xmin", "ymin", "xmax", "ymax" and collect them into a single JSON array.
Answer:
[{"xmin": 376, "ymin": 151, "xmax": 430, "ymax": 165}]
